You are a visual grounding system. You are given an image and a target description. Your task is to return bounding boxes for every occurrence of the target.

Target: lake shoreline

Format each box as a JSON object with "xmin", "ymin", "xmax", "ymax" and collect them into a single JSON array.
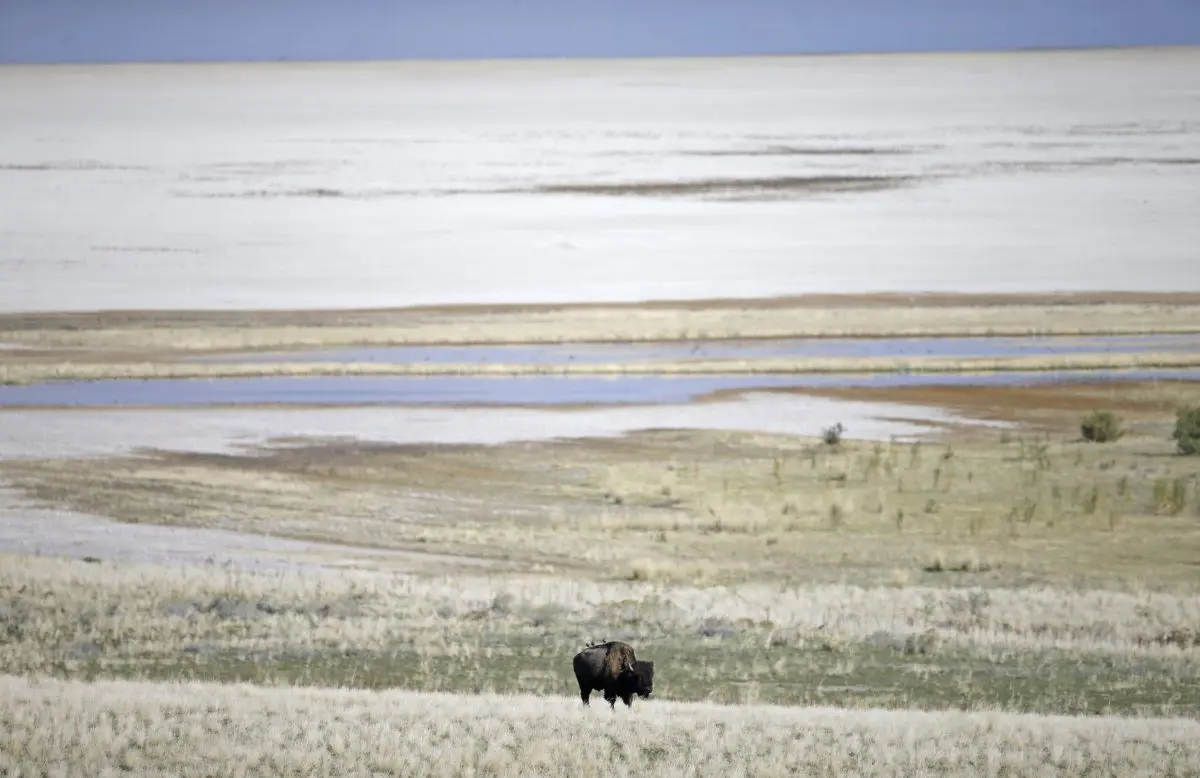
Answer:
[{"xmin": 4, "ymin": 293, "xmax": 1200, "ymax": 357}]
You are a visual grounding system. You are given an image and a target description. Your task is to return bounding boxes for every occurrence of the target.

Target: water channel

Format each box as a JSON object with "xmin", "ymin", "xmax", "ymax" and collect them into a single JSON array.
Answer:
[{"xmin": 2, "ymin": 368, "xmax": 1198, "ymax": 409}]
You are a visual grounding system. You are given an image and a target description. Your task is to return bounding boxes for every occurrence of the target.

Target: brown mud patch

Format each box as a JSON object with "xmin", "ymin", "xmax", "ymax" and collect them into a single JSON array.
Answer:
[{"xmin": 783, "ymin": 379, "xmax": 1198, "ymax": 432}]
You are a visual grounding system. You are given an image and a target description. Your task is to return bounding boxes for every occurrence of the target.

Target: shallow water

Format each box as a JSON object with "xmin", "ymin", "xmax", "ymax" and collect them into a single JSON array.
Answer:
[
  {"xmin": 188, "ymin": 334, "xmax": 1200, "ymax": 366},
  {"xmin": 0, "ymin": 394, "xmax": 996, "ymax": 459},
  {"xmin": 2, "ymin": 368, "xmax": 1198, "ymax": 409}
]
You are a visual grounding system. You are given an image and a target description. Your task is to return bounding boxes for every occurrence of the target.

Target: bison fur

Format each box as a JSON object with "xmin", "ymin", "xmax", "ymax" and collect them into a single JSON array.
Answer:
[{"xmin": 572, "ymin": 640, "xmax": 654, "ymax": 709}]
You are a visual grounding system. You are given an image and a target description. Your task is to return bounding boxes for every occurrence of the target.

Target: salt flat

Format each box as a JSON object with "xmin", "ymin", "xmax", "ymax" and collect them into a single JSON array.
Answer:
[{"xmin": 2, "ymin": 47, "xmax": 1198, "ymax": 313}]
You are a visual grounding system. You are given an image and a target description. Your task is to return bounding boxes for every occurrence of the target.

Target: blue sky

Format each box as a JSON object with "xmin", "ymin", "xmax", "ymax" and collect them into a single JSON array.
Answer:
[{"xmin": 2, "ymin": 0, "xmax": 1199, "ymax": 64}]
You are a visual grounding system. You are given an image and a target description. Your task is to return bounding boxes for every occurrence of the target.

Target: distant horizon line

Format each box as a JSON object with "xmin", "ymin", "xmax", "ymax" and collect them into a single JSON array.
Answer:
[{"xmin": 3, "ymin": 42, "xmax": 1197, "ymax": 68}]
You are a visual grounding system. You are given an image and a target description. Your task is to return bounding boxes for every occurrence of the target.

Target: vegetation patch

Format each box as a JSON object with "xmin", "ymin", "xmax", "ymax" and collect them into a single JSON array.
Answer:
[
  {"xmin": 1080, "ymin": 410, "xmax": 1125, "ymax": 442},
  {"xmin": 1174, "ymin": 404, "xmax": 1200, "ymax": 455}
]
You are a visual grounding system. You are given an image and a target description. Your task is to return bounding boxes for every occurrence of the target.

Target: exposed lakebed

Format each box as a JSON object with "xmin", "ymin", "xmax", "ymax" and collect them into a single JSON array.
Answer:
[{"xmin": 2, "ymin": 368, "xmax": 1199, "ymax": 409}]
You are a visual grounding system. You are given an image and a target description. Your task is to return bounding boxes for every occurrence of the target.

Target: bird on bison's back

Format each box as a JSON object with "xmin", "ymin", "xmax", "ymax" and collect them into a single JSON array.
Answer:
[{"xmin": 572, "ymin": 640, "xmax": 655, "ymax": 709}]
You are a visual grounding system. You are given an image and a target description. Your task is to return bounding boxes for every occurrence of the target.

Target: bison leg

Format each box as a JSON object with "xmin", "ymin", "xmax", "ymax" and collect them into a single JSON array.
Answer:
[
  {"xmin": 604, "ymin": 689, "xmax": 618, "ymax": 710},
  {"xmin": 620, "ymin": 692, "xmax": 633, "ymax": 708},
  {"xmin": 573, "ymin": 661, "xmax": 592, "ymax": 706}
]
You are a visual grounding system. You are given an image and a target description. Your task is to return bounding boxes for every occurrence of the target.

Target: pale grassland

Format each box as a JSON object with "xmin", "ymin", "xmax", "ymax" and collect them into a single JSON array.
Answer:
[
  {"xmin": 4, "ymin": 674, "xmax": 1200, "ymax": 778},
  {"xmin": 3, "ymin": 554, "xmax": 1198, "ymax": 672},
  {"xmin": 4, "ymin": 350, "xmax": 1200, "ymax": 385},
  {"xmin": 3, "ymin": 295, "xmax": 1200, "ymax": 355},
  {"xmin": 2, "ymin": 549, "xmax": 1198, "ymax": 714}
]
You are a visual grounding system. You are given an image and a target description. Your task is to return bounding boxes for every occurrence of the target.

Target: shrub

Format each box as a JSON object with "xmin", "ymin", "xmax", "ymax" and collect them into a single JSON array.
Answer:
[
  {"xmin": 1173, "ymin": 404, "xmax": 1200, "ymax": 455},
  {"xmin": 822, "ymin": 422, "xmax": 845, "ymax": 446},
  {"xmin": 1080, "ymin": 410, "xmax": 1124, "ymax": 443}
]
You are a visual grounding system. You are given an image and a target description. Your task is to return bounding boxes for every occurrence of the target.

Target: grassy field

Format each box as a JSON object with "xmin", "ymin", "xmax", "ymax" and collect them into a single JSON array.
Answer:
[
  {"xmin": 1, "ymin": 361, "xmax": 1198, "ymax": 773},
  {"xmin": 2, "ymin": 551, "xmax": 1198, "ymax": 714},
  {"xmin": 4, "ymin": 349, "xmax": 1200, "ymax": 385},
  {"xmin": 3, "ymin": 292, "xmax": 1200, "ymax": 356},
  {"xmin": 4, "ymin": 675, "xmax": 1199, "ymax": 778}
]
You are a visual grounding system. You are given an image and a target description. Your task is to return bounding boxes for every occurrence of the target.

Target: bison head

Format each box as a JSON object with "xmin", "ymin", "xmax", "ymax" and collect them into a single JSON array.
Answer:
[{"xmin": 630, "ymin": 660, "xmax": 654, "ymax": 698}]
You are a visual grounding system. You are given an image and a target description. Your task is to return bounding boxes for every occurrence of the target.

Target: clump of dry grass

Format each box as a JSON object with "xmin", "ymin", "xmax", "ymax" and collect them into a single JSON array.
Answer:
[
  {"xmin": 923, "ymin": 548, "xmax": 992, "ymax": 574},
  {"xmin": 2, "ymin": 674, "xmax": 1198, "ymax": 778}
]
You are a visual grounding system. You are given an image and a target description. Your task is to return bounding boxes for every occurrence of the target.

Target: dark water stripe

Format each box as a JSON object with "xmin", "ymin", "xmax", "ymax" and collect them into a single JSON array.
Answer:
[{"xmin": 2, "ymin": 369, "xmax": 1198, "ymax": 409}]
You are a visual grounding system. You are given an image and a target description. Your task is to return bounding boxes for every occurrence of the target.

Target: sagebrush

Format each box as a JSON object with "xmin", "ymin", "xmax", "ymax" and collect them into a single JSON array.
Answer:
[
  {"xmin": 1080, "ymin": 410, "xmax": 1124, "ymax": 443},
  {"xmin": 1174, "ymin": 404, "xmax": 1200, "ymax": 455}
]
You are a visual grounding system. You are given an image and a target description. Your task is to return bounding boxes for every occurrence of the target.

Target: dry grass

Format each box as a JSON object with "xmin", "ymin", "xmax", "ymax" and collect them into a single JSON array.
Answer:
[
  {"xmin": 4, "ymin": 674, "xmax": 1199, "ymax": 778},
  {"xmin": 3, "ymin": 295, "xmax": 1199, "ymax": 355},
  {"xmin": 4, "ymin": 350, "xmax": 1200, "ymax": 385},
  {"xmin": 4, "ymin": 412, "xmax": 1199, "ymax": 591},
  {"xmin": 1, "ymin": 550, "xmax": 1198, "ymax": 718},
  {"xmin": 2, "ymin": 554, "xmax": 1197, "ymax": 673}
]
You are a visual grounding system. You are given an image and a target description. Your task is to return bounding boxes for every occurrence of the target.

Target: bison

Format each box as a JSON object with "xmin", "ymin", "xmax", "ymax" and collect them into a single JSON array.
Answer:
[{"xmin": 572, "ymin": 640, "xmax": 655, "ymax": 709}]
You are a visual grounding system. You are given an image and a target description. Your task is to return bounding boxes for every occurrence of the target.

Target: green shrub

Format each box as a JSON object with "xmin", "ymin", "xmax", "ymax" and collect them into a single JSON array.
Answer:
[
  {"xmin": 822, "ymin": 422, "xmax": 845, "ymax": 446},
  {"xmin": 1080, "ymin": 410, "xmax": 1124, "ymax": 443},
  {"xmin": 1173, "ymin": 405, "xmax": 1200, "ymax": 456}
]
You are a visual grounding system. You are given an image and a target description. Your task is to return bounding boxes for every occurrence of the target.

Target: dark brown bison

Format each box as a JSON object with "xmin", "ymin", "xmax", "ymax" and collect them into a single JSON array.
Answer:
[{"xmin": 572, "ymin": 640, "xmax": 655, "ymax": 709}]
